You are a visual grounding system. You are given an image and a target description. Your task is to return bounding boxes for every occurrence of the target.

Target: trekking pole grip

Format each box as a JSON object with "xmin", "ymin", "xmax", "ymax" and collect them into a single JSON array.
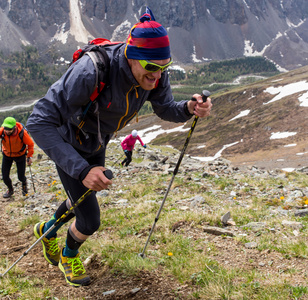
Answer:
[
  {"xmin": 191, "ymin": 90, "xmax": 211, "ymax": 103},
  {"xmin": 103, "ymin": 169, "xmax": 113, "ymax": 180},
  {"xmin": 201, "ymin": 90, "xmax": 211, "ymax": 102}
]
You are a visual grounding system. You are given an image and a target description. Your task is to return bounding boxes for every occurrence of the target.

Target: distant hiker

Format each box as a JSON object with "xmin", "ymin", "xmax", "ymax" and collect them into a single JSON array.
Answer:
[
  {"xmin": 0, "ymin": 117, "xmax": 34, "ymax": 198},
  {"xmin": 121, "ymin": 130, "xmax": 146, "ymax": 167},
  {"xmin": 26, "ymin": 7, "xmax": 212, "ymax": 287}
]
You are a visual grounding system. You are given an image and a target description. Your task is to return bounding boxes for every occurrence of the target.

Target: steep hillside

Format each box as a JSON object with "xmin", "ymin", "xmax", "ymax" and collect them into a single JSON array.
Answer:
[
  {"xmin": 0, "ymin": 0, "xmax": 307, "ymax": 70},
  {"xmin": 0, "ymin": 142, "xmax": 307, "ymax": 299},
  {"xmin": 116, "ymin": 65, "xmax": 308, "ymax": 170}
]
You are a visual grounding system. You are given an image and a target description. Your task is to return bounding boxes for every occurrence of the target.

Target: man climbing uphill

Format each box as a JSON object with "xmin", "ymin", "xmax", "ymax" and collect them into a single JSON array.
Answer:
[
  {"xmin": 26, "ymin": 7, "xmax": 212, "ymax": 287},
  {"xmin": 121, "ymin": 130, "xmax": 146, "ymax": 167},
  {"xmin": 0, "ymin": 117, "xmax": 34, "ymax": 197}
]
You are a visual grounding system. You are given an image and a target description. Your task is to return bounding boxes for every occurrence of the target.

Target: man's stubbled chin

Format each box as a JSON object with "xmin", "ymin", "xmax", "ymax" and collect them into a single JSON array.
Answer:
[{"xmin": 146, "ymin": 76, "xmax": 156, "ymax": 83}]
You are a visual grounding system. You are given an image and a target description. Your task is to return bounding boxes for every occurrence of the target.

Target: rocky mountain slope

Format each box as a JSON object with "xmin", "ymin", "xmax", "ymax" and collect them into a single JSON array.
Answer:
[
  {"xmin": 0, "ymin": 143, "xmax": 307, "ymax": 299},
  {"xmin": 0, "ymin": 0, "xmax": 308, "ymax": 70}
]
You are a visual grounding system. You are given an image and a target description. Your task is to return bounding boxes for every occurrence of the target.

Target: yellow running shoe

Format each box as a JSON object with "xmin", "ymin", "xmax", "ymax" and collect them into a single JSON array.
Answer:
[
  {"xmin": 59, "ymin": 249, "xmax": 90, "ymax": 287},
  {"xmin": 34, "ymin": 221, "xmax": 60, "ymax": 266}
]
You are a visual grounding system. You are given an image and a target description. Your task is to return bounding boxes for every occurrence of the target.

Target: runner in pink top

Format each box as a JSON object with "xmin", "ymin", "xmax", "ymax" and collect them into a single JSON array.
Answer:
[{"xmin": 121, "ymin": 130, "xmax": 146, "ymax": 166}]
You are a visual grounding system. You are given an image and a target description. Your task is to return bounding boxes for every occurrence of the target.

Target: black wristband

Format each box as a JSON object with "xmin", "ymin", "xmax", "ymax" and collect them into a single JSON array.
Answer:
[
  {"xmin": 184, "ymin": 102, "xmax": 194, "ymax": 116},
  {"xmin": 79, "ymin": 165, "xmax": 99, "ymax": 183}
]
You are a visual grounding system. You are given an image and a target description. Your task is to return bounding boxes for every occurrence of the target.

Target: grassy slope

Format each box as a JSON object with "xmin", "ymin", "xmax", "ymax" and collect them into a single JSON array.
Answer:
[{"xmin": 0, "ymin": 144, "xmax": 307, "ymax": 299}]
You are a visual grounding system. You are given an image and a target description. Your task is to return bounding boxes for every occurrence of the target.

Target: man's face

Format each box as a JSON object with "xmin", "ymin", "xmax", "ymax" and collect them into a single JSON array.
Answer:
[
  {"xmin": 128, "ymin": 58, "xmax": 171, "ymax": 90},
  {"xmin": 4, "ymin": 127, "xmax": 15, "ymax": 136}
]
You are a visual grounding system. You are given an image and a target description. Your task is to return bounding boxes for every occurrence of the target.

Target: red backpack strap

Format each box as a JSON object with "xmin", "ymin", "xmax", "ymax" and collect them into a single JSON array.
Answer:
[
  {"xmin": 89, "ymin": 38, "xmax": 111, "ymax": 45},
  {"xmin": 75, "ymin": 47, "xmax": 111, "ymax": 146},
  {"xmin": 85, "ymin": 48, "xmax": 110, "ymax": 102},
  {"xmin": 89, "ymin": 38, "xmax": 122, "ymax": 47},
  {"xmin": 72, "ymin": 49, "xmax": 84, "ymax": 64}
]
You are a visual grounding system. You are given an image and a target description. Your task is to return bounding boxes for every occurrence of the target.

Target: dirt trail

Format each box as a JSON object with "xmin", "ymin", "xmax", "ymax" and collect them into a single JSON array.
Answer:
[{"xmin": 0, "ymin": 196, "xmax": 192, "ymax": 299}]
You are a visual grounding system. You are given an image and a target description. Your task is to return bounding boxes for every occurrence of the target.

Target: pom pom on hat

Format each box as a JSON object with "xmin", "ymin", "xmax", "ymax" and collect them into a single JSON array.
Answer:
[{"xmin": 125, "ymin": 7, "xmax": 171, "ymax": 60}]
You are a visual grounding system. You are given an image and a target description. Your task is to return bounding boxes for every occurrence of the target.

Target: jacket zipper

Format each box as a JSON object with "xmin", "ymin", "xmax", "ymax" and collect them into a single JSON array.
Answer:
[
  {"xmin": 115, "ymin": 85, "xmax": 139, "ymax": 132},
  {"xmin": 9, "ymin": 136, "xmax": 11, "ymax": 156},
  {"xmin": 122, "ymin": 111, "xmax": 137, "ymax": 128}
]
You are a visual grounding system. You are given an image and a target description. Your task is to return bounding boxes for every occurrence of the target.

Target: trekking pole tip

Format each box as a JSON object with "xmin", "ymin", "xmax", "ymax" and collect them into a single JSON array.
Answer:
[{"xmin": 138, "ymin": 253, "xmax": 145, "ymax": 258}]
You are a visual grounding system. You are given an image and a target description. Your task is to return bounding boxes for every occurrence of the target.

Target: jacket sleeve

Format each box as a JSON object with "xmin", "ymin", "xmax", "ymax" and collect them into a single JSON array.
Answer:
[
  {"xmin": 23, "ymin": 131, "xmax": 34, "ymax": 157},
  {"xmin": 148, "ymin": 72, "xmax": 193, "ymax": 123},
  {"xmin": 121, "ymin": 137, "xmax": 126, "ymax": 150},
  {"xmin": 137, "ymin": 136, "xmax": 144, "ymax": 147},
  {"xmin": 26, "ymin": 56, "xmax": 97, "ymax": 179}
]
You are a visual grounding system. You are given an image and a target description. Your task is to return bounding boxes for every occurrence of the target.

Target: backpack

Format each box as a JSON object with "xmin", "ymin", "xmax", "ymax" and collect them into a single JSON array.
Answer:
[
  {"xmin": 19, "ymin": 123, "xmax": 26, "ymax": 140},
  {"xmin": 70, "ymin": 38, "xmax": 121, "ymax": 146}
]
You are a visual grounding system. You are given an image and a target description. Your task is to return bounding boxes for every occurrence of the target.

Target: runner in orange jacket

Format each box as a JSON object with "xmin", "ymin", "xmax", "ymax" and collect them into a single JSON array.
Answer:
[{"xmin": 0, "ymin": 117, "xmax": 34, "ymax": 197}]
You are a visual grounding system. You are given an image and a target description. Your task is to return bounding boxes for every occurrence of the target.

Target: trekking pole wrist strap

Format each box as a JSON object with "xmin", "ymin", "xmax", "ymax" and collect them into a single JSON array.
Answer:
[{"xmin": 184, "ymin": 101, "xmax": 194, "ymax": 116}]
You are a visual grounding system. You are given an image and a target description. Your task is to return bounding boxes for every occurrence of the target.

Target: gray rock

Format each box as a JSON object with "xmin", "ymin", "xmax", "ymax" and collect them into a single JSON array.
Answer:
[
  {"xmin": 189, "ymin": 196, "xmax": 205, "ymax": 208},
  {"xmin": 294, "ymin": 208, "xmax": 308, "ymax": 217},
  {"xmin": 203, "ymin": 226, "xmax": 234, "ymax": 237},
  {"xmin": 102, "ymin": 290, "xmax": 116, "ymax": 296},
  {"xmin": 245, "ymin": 242, "xmax": 258, "ymax": 249},
  {"xmin": 221, "ymin": 211, "xmax": 231, "ymax": 225},
  {"xmin": 281, "ymin": 220, "xmax": 303, "ymax": 230},
  {"xmin": 131, "ymin": 288, "xmax": 141, "ymax": 294},
  {"xmin": 242, "ymin": 222, "xmax": 266, "ymax": 231}
]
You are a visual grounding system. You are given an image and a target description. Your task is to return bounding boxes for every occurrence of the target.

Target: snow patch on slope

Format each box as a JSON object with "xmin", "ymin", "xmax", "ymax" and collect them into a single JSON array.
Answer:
[{"xmin": 52, "ymin": 0, "xmax": 91, "ymax": 44}]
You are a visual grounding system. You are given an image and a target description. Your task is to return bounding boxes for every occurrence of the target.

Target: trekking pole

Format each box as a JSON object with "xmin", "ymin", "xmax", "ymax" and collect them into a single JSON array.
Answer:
[
  {"xmin": 28, "ymin": 164, "xmax": 36, "ymax": 193},
  {"xmin": 0, "ymin": 169, "xmax": 113, "ymax": 278},
  {"xmin": 138, "ymin": 90, "xmax": 211, "ymax": 258}
]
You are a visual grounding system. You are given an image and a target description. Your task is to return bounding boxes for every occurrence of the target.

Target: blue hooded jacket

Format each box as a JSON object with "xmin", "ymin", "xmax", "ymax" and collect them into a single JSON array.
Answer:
[{"xmin": 26, "ymin": 43, "xmax": 192, "ymax": 179}]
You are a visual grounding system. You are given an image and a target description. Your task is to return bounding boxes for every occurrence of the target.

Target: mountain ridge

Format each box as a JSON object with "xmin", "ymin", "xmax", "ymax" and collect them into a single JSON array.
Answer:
[{"xmin": 0, "ymin": 0, "xmax": 308, "ymax": 71}]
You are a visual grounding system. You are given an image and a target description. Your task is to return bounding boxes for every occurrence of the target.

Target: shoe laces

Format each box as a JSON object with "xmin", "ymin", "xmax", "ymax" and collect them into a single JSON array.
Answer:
[
  {"xmin": 67, "ymin": 256, "xmax": 86, "ymax": 276},
  {"xmin": 46, "ymin": 237, "xmax": 60, "ymax": 255}
]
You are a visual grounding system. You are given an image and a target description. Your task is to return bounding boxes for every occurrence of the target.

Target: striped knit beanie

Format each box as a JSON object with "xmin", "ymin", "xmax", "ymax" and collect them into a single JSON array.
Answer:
[{"xmin": 125, "ymin": 7, "xmax": 171, "ymax": 60}]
